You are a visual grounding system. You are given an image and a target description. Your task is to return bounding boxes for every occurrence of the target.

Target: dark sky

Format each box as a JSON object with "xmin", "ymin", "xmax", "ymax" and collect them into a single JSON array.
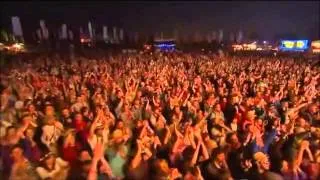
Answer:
[{"xmin": 1, "ymin": 1, "xmax": 319, "ymax": 40}]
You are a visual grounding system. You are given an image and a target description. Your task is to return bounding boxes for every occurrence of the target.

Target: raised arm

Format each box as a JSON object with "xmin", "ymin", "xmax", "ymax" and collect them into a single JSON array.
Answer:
[
  {"xmin": 294, "ymin": 140, "xmax": 309, "ymax": 171},
  {"xmin": 15, "ymin": 119, "xmax": 31, "ymax": 141},
  {"xmin": 191, "ymin": 140, "xmax": 201, "ymax": 166},
  {"xmin": 89, "ymin": 112, "xmax": 101, "ymax": 138},
  {"xmin": 115, "ymin": 98, "xmax": 124, "ymax": 118},
  {"xmin": 163, "ymin": 126, "xmax": 171, "ymax": 145},
  {"xmin": 87, "ymin": 143, "xmax": 103, "ymax": 180},
  {"xmin": 200, "ymin": 140, "xmax": 210, "ymax": 162}
]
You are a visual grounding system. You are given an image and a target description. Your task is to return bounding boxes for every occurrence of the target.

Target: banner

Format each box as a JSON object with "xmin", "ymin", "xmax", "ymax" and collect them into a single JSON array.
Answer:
[{"xmin": 11, "ymin": 16, "xmax": 23, "ymax": 37}]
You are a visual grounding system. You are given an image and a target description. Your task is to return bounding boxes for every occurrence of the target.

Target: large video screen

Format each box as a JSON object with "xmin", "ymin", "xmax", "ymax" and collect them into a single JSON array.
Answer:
[{"xmin": 279, "ymin": 40, "xmax": 309, "ymax": 51}]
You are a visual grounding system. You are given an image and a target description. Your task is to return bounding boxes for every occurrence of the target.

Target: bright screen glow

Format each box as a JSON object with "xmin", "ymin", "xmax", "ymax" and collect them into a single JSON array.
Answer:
[
  {"xmin": 154, "ymin": 44, "xmax": 175, "ymax": 47},
  {"xmin": 279, "ymin": 40, "xmax": 309, "ymax": 51}
]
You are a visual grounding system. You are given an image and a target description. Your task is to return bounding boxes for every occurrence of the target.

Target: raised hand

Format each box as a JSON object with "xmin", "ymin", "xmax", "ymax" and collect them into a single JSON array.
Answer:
[{"xmin": 93, "ymin": 142, "xmax": 104, "ymax": 160}]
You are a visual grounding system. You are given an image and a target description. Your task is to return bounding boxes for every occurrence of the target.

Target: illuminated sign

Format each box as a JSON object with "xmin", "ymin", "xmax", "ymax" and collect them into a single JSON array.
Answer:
[
  {"xmin": 279, "ymin": 40, "xmax": 309, "ymax": 51},
  {"xmin": 311, "ymin": 40, "xmax": 320, "ymax": 48},
  {"xmin": 283, "ymin": 41, "xmax": 295, "ymax": 48},
  {"xmin": 296, "ymin": 41, "xmax": 305, "ymax": 48},
  {"xmin": 311, "ymin": 40, "xmax": 320, "ymax": 54}
]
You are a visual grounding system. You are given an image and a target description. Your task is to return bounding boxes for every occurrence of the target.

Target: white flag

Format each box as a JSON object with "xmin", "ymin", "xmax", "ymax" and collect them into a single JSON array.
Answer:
[
  {"xmin": 103, "ymin": 26, "xmax": 108, "ymax": 40},
  {"xmin": 40, "ymin": 20, "xmax": 45, "ymax": 29},
  {"xmin": 11, "ymin": 16, "xmax": 23, "ymax": 37},
  {"xmin": 88, "ymin": 22, "xmax": 93, "ymax": 39},
  {"xmin": 119, "ymin": 29, "xmax": 124, "ymax": 41},
  {"xmin": 62, "ymin": 24, "xmax": 67, "ymax": 39},
  {"xmin": 218, "ymin": 29, "xmax": 223, "ymax": 42},
  {"xmin": 236, "ymin": 30, "xmax": 243, "ymax": 44},
  {"xmin": 36, "ymin": 29, "xmax": 42, "ymax": 40},
  {"xmin": 113, "ymin": 27, "xmax": 117, "ymax": 41}
]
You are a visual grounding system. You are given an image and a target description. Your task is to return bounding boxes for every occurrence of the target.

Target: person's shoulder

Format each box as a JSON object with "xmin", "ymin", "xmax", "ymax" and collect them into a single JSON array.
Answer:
[{"xmin": 262, "ymin": 171, "xmax": 284, "ymax": 180}]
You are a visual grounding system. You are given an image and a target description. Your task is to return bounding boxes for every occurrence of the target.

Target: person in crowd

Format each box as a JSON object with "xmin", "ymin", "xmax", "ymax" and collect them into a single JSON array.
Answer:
[
  {"xmin": 9, "ymin": 145, "xmax": 38, "ymax": 180},
  {"xmin": 40, "ymin": 115, "xmax": 64, "ymax": 154},
  {"xmin": 36, "ymin": 152, "xmax": 70, "ymax": 180}
]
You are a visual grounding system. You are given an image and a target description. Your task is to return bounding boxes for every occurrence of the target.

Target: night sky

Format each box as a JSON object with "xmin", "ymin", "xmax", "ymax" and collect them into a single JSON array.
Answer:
[{"xmin": 1, "ymin": 1, "xmax": 319, "ymax": 40}]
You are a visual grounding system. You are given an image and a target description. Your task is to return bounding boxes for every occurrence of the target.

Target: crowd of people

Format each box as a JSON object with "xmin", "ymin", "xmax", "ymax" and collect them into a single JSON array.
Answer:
[{"xmin": 0, "ymin": 51, "xmax": 319, "ymax": 180}]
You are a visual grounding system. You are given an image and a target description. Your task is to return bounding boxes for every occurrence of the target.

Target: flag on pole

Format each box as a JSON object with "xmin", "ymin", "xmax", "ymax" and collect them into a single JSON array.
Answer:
[
  {"xmin": 36, "ymin": 29, "xmax": 42, "ymax": 40},
  {"xmin": 11, "ymin": 16, "xmax": 23, "ymax": 37},
  {"xmin": 88, "ymin": 22, "xmax": 93, "ymax": 39},
  {"xmin": 103, "ymin": 26, "xmax": 108, "ymax": 40},
  {"xmin": 113, "ymin": 27, "xmax": 117, "ymax": 41},
  {"xmin": 119, "ymin": 28, "xmax": 124, "ymax": 41},
  {"xmin": 40, "ymin": 20, "xmax": 45, "ymax": 30},
  {"xmin": 218, "ymin": 29, "xmax": 223, "ymax": 42},
  {"xmin": 61, "ymin": 24, "xmax": 68, "ymax": 39},
  {"xmin": 39, "ymin": 20, "xmax": 48, "ymax": 39},
  {"xmin": 236, "ymin": 30, "xmax": 243, "ymax": 44}
]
